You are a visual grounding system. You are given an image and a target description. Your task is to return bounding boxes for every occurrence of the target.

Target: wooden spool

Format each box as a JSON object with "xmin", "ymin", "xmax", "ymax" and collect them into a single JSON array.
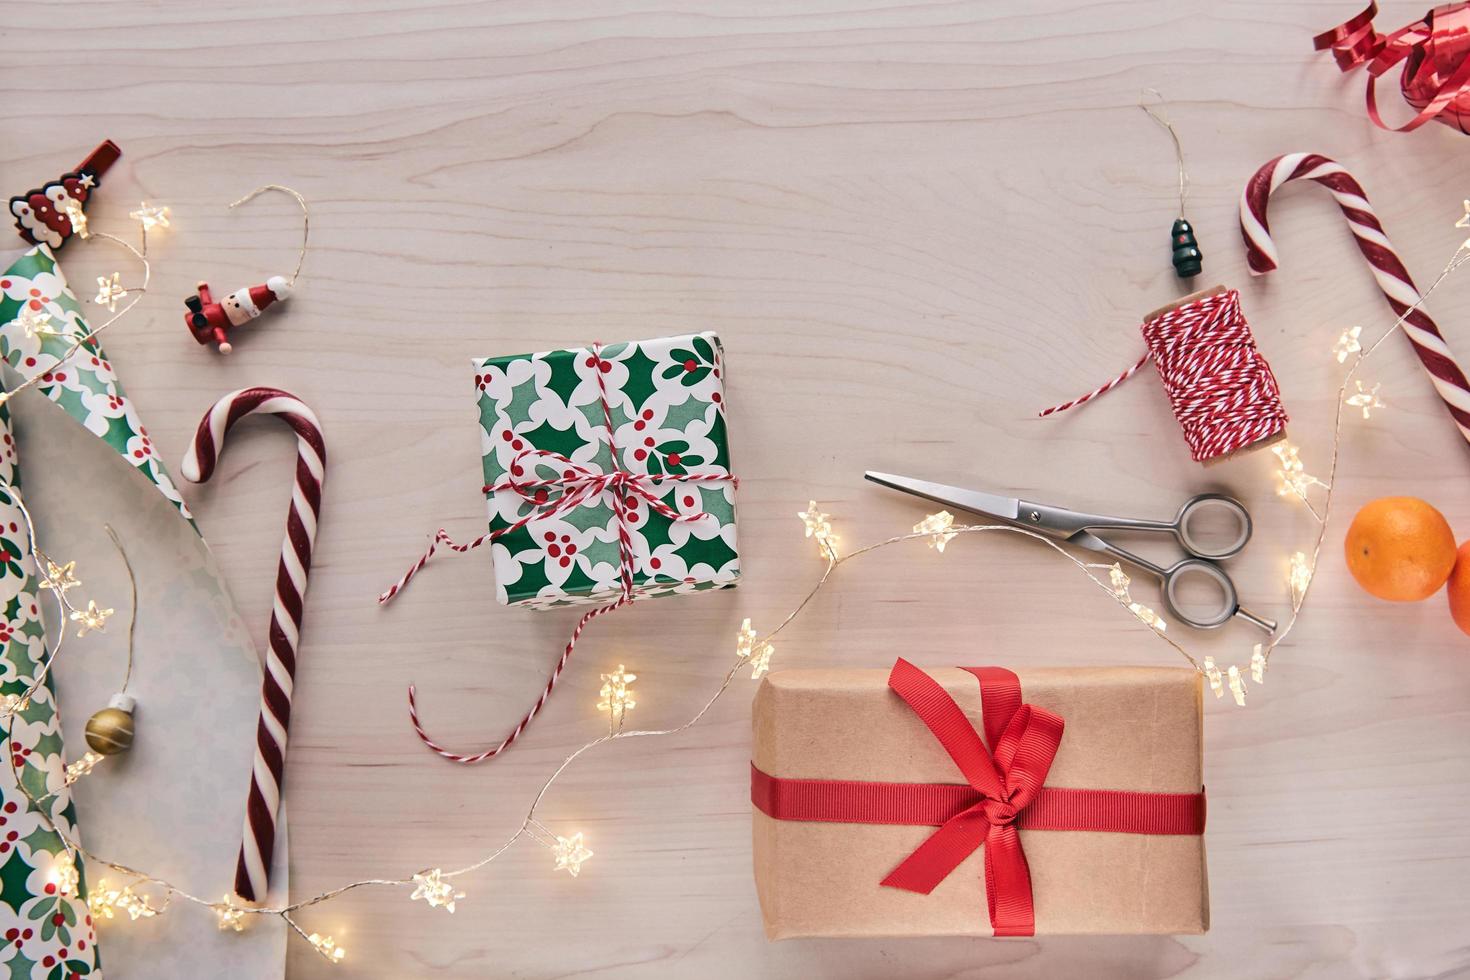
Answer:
[{"xmin": 1144, "ymin": 283, "xmax": 1287, "ymax": 466}]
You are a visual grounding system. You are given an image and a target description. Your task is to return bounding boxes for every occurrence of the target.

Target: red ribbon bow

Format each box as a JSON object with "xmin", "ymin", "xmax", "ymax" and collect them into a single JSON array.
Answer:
[
  {"xmin": 751, "ymin": 659, "xmax": 1206, "ymax": 936},
  {"xmin": 1314, "ymin": 2, "xmax": 1470, "ymax": 133},
  {"xmin": 878, "ymin": 659, "xmax": 1063, "ymax": 936}
]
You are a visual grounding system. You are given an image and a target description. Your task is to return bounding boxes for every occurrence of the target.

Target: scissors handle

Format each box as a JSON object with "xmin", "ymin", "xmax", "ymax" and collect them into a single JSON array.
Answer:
[
  {"xmin": 1158, "ymin": 558, "xmax": 1242, "ymax": 630},
  {"xmin": 1025, "ymin": 493, "xmax": 1252, "ymax": 562},
  {"xmin": 1154, "ymin": 556, "xmax": 1274, "ymax": 632},
  {"xmin": 1171, "ymin": 494, "xmax": 1253, "ymax": 560}
]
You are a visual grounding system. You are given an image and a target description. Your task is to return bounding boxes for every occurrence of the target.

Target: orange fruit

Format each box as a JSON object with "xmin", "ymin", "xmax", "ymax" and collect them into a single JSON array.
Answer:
[
  {"xmin": 1447, "ymin": 540, "xmax": 1470, "ymax": 635},
  {"xmin": 1344, "ymin": 496, "xmax": 1456, "ymax": 602}
]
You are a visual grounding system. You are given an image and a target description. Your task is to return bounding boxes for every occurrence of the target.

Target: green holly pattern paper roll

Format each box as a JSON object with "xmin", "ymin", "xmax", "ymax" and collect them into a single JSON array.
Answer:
[
  {"xmin": 0, "ymin": 245, "xmax": 192, "ymax": 526},
  {"xmin": 0, "ymin": 398, "xmax": 98, "ymax": 980},
  {"xmin": 475, "ymin": 333, "xmax": 739, "ymax": 608}
]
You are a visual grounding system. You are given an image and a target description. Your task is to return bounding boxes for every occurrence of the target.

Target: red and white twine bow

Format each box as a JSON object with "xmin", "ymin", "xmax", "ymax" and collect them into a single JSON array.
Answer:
[
  {"xmin": 381, "ymin": 343, "xmax": 736, "ymax": 764},
  {"xmin": 1314, "ymin": 1, "xmax": 1470, "ymax": 134}
]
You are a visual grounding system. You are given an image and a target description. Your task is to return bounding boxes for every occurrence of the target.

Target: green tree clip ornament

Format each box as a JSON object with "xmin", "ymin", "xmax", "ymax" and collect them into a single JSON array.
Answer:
[{"xmin": 1171, "ymin": 218, "xmax": 1202, "ymax": 278}]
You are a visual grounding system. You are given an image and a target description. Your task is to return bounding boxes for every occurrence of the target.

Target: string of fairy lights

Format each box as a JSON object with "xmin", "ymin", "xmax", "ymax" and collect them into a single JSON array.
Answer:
[{"xmin": 1, "ymin": 200, "xmax": 1467, "ymax": 964}]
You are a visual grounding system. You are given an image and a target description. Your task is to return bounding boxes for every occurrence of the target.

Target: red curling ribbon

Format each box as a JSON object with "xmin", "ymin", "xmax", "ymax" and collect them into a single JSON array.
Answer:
[
  {"xmin": 1314, "ymin": 2, "xmax": 1470, "ymax": 134},
  {"xmin": 750, "ymin": 659, "xmax": 1207, "ymax": 937}
]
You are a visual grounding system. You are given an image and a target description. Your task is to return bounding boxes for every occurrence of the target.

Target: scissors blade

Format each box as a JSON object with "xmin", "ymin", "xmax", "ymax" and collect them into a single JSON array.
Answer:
[{"xmin": 864, "ymin": 472, "xmax": 1021, "ymax": 523}]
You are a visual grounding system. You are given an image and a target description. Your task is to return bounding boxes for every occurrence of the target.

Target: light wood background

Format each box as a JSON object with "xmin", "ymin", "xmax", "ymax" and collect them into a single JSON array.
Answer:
[{"xmin": 8, "ymin": 1, "xmax": 1470, "ymax": 976}]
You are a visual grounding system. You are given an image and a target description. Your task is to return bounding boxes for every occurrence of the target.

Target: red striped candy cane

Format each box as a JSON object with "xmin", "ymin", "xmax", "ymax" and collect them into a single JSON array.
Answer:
[
  {"xmin": 1241, "ymin": 152, "xmax": 1470, "ymax": 444},
  {"xmin": 181, "ymin": 387, "xmax": 326, "ymax": 904}
]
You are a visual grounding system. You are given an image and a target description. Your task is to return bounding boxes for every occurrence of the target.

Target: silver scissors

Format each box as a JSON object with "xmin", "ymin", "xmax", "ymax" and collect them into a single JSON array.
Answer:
[{"xmin": 865, "ymin": 472, "xmax": 1276, "ymax": 633}]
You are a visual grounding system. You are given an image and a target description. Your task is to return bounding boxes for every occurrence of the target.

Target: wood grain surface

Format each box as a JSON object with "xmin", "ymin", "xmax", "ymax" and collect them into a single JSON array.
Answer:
[{"xmin": 7, "ymin": 1, "xmax": 1470, "ymax": 976}]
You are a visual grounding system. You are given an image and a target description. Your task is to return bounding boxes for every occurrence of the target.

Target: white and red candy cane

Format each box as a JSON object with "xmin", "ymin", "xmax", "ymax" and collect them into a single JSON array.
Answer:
[
  {"xmin": 1241, "ymin": 152, "xmax": 1470, "ymax": 444},
  {"xmin": 181, "ymin": 386, "xmax": 326, "ymax": 904}
]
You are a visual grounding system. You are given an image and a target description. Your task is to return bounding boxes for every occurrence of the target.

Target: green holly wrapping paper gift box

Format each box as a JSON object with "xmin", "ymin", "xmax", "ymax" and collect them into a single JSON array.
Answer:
[{"xmin": 474, "ymin": 333, "xmax": 739, "ymax": 609}]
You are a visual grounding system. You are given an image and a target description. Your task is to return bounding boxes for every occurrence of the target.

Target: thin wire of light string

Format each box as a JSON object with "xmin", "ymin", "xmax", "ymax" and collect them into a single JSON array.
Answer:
[
  {"xmin": 102, "ymin": 524, "xmax": 137, "ymax": 692},
  {"xmin": 228, "ymin": 185, "xmax": 309, "ymax": 286},
  {"xmin": 1140, "ymin": 88, "xmax": 1188, "ymax": 217}
]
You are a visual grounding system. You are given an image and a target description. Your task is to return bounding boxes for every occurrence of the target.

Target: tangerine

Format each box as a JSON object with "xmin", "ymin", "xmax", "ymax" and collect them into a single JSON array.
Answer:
[
  {"xmin": 1446, "ymin": 540, "xmax": 1470, "ymax": 635},
  {"xmin": 1344, "ymin": 497, "xmax": 1456, "ymax": 602}
]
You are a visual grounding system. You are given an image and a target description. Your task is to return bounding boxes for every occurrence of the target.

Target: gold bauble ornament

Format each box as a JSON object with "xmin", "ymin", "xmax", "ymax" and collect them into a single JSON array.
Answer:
[{"xmin": 84, "ymin": 694, "xmax": 135, "ymax": 755}]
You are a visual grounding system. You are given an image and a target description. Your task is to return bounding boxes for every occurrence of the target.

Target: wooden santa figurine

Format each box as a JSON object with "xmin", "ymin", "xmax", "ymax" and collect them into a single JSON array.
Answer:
[{"xmin": 184, "ymin": 276, "xmax": 291, "ymax": 354}]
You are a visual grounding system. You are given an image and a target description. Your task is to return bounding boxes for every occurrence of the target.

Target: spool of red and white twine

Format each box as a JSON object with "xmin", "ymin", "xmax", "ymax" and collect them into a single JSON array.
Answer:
[
  {"xmin": 1241, "ymin": 152, "xmax": 1470, "ymax": 446},
  {"xmin": 1038, "ymin": 288, "xmax": 1288, "ymax": 463},
  {"xmin": 181, "ymin": 387, "xmax": 326, "ymax": 905}
]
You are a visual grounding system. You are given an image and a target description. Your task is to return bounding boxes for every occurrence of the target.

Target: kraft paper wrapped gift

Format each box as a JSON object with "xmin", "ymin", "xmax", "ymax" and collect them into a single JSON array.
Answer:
[
  {"xmin": 751, "ymin": 660, "xmax": 1209, "ymax": 937},
  {"xmin": 474, "ymin": 333, "xmax": 738, "ymax": 609}
]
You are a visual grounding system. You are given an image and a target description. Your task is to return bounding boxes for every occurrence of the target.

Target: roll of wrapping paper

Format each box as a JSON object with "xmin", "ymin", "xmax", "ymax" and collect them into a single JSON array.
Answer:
[
  {"xmin": 0, "ymin": 244, "xmax": 194, "ymax": 524},
  {"xmin": 0, "ymin": 392, "xmax": 100, "ymax": 978},
  {"xmin": 1, "ymin": 244, "xmax": 289, "ymax": 974}
]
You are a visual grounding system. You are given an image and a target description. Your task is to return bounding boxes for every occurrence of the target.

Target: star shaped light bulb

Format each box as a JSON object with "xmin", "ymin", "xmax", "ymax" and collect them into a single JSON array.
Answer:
[
  {"xmin": 736, "ymin": 618, "xmax": 757, "ymax": 660},
  {"xmin": 129, "ymin": 202, "xmax": 171, "ymax": 233},
  {"xmin": 797, "ymin": 501, "xmax": 838, "ymax": 558},
  {"xmin": 1288, "ymin": 552, "xmax": 1312, "ymax": 607},
  {"xmin": 94, "ymin": 273, "xmax": 127, "ymax": 312},
  {"xmin": 913, "ymin": 511, "xmax": 957, "ymax": 552},
  {"xmin": 49, "ymin": 852, "xmax": 80, "ymax": 898},
  {"xmin": 410, "ymin": 868, "xmax": 464, "ymax": 914},
  {"xmin": 308, "ymin": 933, "xmax": 346, "ymax": 964},
  {"xmin": 70, "ymin": 599, "xmax": 113, "ymax": 637},
  {"xmin": 1333, "ymin": 326, "xmax": 1362, "ymax": 364},
  {"xmin": 15, "ymin": 307, "xmax": 56, "ymax": 339},
  {"xmin": 597, "ymin": 665, "xmax": 637, "ymax": 721},
  {"xmin": 40, "ymin": 558, "xmax": 80, "ymax": 594},
  {"xmin": 551, "ymin": 833, "xmax": 593, "ymax": 877},
  {"xmin": 1346, "ymin": 380, "xmax": 1384, "ymax": 420},
  {"xmin": 749, "ymin": 641, "xmax": 774, "ymax": 679},
  {"xmin": 216, "ymin": 894, "xmax": 246, "ymax": 932}
]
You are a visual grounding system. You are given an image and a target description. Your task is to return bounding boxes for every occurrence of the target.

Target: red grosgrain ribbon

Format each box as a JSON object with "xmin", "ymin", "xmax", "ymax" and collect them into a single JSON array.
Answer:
[
  {"xmin": 750, "ymin": 659, "xmax": 1207, "ymax": 937},
  {"xmin": 1314, "ymin": 2, "xmax": 1470, "ymax": 134},
  {"xmin": 383, "ymin": 342, "xmax": 736, "ymax": 764}
]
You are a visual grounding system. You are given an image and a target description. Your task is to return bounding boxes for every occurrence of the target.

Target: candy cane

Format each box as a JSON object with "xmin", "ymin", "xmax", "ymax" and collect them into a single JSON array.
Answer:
[
  {"xmin": 1241, "ymin": 152, "xmax": 1470, "ymax": 445},
  {"xmin": 181, "ymin": 387, "xmax": 326, "ymax": 904}
]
